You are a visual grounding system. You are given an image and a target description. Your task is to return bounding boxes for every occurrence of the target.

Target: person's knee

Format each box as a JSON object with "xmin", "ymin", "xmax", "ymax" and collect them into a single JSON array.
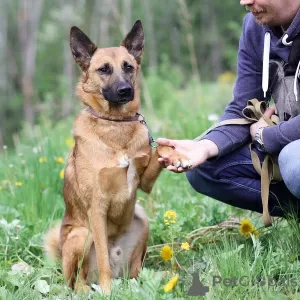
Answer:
[
  {"xmin": 279, "ymin": 140, "xmax": 300, "ymax": 198},
  {"xmin": 186, "ymin": 164, "xmax": 215, "ymax": 196}
]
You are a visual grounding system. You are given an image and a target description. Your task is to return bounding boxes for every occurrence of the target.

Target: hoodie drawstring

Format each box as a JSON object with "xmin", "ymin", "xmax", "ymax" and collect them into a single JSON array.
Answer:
[
  {"xmin": 294, "ymin": 61, "xmax": 300, "ymax": 102},
  {"xmin": 286, "ymin": 33, "xmax": 300, "ymax": 102},
  {"xmin": 262, "ymin": 32, "xmax": 271, "ymax": 98},
  {"xmin": 282, "ymin": 34, "xmax": 293, "ymax": 46}
]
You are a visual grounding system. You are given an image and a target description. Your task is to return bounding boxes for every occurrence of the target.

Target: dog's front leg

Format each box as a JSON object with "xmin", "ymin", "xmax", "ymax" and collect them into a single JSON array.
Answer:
[
  {"xmin": 140, "ymin": 145, "xmax": 191, "ymax": 193},
  {"xmin": 90, "ymin": 186, "xmax": 111, "ymax": 294},
  {"xmin": 139, "ymin": 149, "xmax": 163, "ymax": 194}
]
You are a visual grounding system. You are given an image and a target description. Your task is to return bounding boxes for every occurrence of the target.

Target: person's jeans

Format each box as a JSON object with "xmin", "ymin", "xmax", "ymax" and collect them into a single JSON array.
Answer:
[
  {"xmin": 278, "ymin": 140, "xmax": 300, "ymax": 199},
  {"xmin": 186, "ymin": 141, "xmax": 300, "ymax": 217}
]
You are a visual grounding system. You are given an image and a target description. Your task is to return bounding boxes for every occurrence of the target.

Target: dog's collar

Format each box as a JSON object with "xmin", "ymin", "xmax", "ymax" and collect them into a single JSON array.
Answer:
[
  {"xmin": 85, "ymin": 106, "xmax": 158, "ymax": 147},
  {"xmin": 86, "ymin": 106, "xmax": 140, "ymax": 122}
]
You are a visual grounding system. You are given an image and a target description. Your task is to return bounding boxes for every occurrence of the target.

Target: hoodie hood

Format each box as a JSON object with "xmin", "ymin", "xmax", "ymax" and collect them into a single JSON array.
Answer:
[{"xmin": 271, "ymin": 9, "xmax": 300, "ymax": 47}]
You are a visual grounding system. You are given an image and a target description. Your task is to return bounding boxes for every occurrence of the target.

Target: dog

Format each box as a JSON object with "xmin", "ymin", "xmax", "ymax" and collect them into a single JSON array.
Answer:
[{"xmin": 44, "ymin": 20, "xmax": 192, "ymax": 294}]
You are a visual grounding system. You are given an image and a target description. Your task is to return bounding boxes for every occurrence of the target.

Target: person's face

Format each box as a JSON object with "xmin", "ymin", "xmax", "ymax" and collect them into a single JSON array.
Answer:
[{"xmin": 240, "ymin": 0, "xmax": 300, "ymax": 27}]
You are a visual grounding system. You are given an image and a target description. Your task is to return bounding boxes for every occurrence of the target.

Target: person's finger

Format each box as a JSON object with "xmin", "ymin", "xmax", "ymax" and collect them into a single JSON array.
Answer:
[
  {"xmin": 177, "ymin": 167, "xmax": 184, "ymax": 173},
  {"xmin": 156, "ymin": 138, "xmax": 176, "ymax": 148},
  {"xmin": 263, "ymin": 107, "xmax": 275, "ymax": 118},
  {"xmin": 166, "ymin": 165, "xmax": 179, "ymax": 173}
]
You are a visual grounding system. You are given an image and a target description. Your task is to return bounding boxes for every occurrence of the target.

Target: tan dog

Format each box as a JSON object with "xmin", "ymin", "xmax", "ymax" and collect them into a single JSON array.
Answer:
[{"xmin": 44, "ymin": 20, "xmax": 192, "ymax": 294}]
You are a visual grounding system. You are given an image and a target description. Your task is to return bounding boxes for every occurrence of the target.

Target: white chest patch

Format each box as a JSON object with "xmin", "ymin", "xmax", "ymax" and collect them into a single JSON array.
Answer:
[
  {"xmin": 118, "ymin": 154, "xmax": 137, "ymax": 195},
  {"xmin": 118, "ymin": 154, "xmax": 129, "ymax": 168}
]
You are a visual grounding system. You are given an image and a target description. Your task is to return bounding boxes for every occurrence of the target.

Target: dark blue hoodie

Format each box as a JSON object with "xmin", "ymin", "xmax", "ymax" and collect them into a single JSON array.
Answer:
[{"xmin": 204, "ymin": 10, "xmax": 300, "ymax": 157}]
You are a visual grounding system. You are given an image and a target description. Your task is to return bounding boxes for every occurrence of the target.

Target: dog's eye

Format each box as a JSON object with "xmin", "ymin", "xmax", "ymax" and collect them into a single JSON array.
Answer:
[
  {"xmin": 97, "ymin": 64, "xmax": 110, "ymax": 74},
  {"xmin": 123, "ymin": 62, "xmax": 134, "ymax": 72}
]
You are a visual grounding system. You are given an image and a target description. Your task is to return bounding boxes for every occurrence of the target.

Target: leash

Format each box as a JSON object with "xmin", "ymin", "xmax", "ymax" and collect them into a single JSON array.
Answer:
[
  {"xmin": 195, "ymin": 99, "xmax": 281, "ymax": 227},
  {"xmin": 85, "ymin": 107, "xmax": 158, "ymax": 148}
]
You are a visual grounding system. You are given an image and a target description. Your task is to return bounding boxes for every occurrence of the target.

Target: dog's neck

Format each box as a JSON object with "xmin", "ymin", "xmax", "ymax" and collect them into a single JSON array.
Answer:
[{"xmin": 86, "ymin": 106, "xmax": 141, "ymax": 122}]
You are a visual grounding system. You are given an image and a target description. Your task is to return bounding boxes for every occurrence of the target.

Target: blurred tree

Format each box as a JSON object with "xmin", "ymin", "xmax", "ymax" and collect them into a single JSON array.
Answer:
[
  {"xmin": 18, "ymin": 0, "xmax": 45, "ymax": 125},
  {"xmin": 142, "ymin": 0, "xmax": 157, "ymax": 69},
  {"xmin": 0, "ymin": 0, "xmax": 8, "ymax": 148}
]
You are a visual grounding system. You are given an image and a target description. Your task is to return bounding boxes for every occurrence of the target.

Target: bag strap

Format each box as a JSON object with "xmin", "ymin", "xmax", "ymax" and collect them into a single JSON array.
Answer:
[{"xmin": 195, "ymin": 99, "xmax": 281, "ymax": 227}]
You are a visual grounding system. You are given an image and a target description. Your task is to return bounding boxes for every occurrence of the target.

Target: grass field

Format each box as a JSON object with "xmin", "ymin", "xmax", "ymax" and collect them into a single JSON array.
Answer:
[{"xmin": 1, "ymin": 79, "xmax": 300, "ymax": 300}]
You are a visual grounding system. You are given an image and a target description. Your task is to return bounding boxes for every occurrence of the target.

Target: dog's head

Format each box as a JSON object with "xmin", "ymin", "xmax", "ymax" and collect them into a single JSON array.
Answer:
[{"xmin": 70, "ymin": 21, "xmax": 144, "ymax": 109}]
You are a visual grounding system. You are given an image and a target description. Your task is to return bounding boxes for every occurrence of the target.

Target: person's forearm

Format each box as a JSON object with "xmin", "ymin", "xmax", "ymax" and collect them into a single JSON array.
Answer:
[
  {"xmin": 202, "ymin": 124, "xmax": 251, "ymax": 158},
  {"xmin": 198, "ymin": 139, "xmax": 219, "ymax": 159},
  {"xmin": 263, "ymin": 115, "xmax": 300, "ymax": 154}
]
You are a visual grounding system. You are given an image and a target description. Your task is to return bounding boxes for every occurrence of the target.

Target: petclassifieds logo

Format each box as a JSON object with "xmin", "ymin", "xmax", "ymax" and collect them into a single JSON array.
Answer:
[{"xmin": 187, "ymin": 273, "xmax": 298, "ymax": 297}]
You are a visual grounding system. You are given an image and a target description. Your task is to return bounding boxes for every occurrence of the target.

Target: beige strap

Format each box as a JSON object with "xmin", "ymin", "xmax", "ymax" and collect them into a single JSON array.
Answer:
[
  {"xmin": 261, "ymin": 156, "xmax": 273, "ymax": 226},
  {"xmin": 195, "ymin": 118, "xmax": 252, "ymax": 141}
]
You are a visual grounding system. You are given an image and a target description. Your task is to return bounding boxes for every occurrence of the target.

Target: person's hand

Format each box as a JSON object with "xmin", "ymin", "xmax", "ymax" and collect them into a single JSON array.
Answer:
[
  {"xmin": 250, "ymin": 107, "xmax": 275, "ymax": 139},
  {"xmin": 157, "ymin": 138, "xmax": 219, "ymax": 173}
]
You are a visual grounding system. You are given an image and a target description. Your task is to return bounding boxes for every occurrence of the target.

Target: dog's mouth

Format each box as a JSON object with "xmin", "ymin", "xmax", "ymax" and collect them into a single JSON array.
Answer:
[
  {"xmin": 117, "ymin": 99, "xmax": 132, "ymax": 104},
  {"xmin": 103, "ymin": 96, "xmax": 134, "ymax": 105}
]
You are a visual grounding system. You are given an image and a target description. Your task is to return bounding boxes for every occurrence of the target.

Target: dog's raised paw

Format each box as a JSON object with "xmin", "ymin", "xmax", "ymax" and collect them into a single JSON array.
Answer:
[
  {"xmin": 174, "ymin": 159, "xmax": 193, "ymax": 169},
  {"xmin": 173, "ymin": 157, "xmax": 193, "ymax": 169}
]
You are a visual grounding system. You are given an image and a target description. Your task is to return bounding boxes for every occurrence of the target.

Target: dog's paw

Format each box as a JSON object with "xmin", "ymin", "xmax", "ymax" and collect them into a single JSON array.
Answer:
[
  {"xmin": 169, "ymin": 152, "xmax": 193, "ymax": 169},
  {"xmin": 157, "ymin": 146, "xmax": 193, "ymax": 169}
]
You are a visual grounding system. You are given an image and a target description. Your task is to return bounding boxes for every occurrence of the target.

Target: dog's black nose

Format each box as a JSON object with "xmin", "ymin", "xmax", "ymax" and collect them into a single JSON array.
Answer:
[{"xmin": 117, "ymin": 83, "xmax": 133, "ymax": 97}]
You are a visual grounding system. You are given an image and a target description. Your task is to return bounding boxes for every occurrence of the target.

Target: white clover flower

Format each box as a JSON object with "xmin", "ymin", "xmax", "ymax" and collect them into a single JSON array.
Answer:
[
  {"xmin": 0, "ymin": 219, "xmax": 23, "ymax": 232},
  {"xmin": 9, "ymin": 164, "xmax": 14, "ymax": 168},
  {"xmin": 3, "ymin": 145, "xmax": 7, "ymax": 150},
  {"xmin": 35, "ymin": 280, "xmax": 50, "ymax": 294},
  {"xmin": 11, "ymin": 261, "xmax": 32, "ymax": 275}
]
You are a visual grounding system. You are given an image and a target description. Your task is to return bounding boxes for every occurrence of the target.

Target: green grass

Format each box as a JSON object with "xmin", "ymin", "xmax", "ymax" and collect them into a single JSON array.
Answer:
[{"xmin": 1, "ymin": 79, "xmax": 300, "ymax": 299}]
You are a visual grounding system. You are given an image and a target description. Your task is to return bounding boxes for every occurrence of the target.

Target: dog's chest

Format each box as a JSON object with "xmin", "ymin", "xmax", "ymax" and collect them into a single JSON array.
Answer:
[{"xmin": 117, "ymin": 154, "xmax": 138, "ymax": 195}]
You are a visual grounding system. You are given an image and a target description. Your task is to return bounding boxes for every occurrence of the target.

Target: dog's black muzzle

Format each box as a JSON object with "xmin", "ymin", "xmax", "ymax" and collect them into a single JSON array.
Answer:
[{"xmin": 103, "ymin": 82, "xmax": 134, "ymax": 104}]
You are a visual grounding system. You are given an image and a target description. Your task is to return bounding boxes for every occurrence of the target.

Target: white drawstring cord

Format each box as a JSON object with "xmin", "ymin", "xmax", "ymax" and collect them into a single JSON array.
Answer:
[
  {"xmin": 294, "ymin": 61, "xmax": 300, "ymax": 102},
  {"xmin": 262, "ymin": 32, "xmax": 271, "ymax": 98},
  {"xmin": 282, "ymin": 34, "xmax": 293, "ymax": 46}
]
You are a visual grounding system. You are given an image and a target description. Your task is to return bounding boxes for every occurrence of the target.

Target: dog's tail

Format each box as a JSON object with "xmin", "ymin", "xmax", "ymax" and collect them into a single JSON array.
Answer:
[{"xmin": 44, "ymin": 222, "xmax": 61, "ymax": 261}]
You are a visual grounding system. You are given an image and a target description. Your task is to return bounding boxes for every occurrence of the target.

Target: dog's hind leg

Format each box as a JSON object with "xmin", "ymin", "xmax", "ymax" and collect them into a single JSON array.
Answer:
[
  {"xmin": 61, "ymin": 226, "xmax": 93, "ymax": 292},
  {"xmin": 128, "ymin": 204, "xmax": 149, "ymax": 278},
  {"xmin": 111, "ymin": 203, "xmax": 149, "ymax": 278}
]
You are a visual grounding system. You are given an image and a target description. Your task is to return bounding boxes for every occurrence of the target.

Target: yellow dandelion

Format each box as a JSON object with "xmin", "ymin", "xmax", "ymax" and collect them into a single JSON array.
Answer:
[
  {"xmin": 65, "ymin": 137, "xmax": 75, "ymax": 148},
  {"xmin": 15, "ymin": 182, "xmax": 23, "ymax": 187},
  {"xmin": 0, "ymin": 186, "xmax": 3, "ymax": 191},
  {"xmin": 60, "ymin": 169, "xmax": 65, "ymax": 179},
  {"xmin": 55, "ymin": 157, "xmax": 64, "ymax": 164},
  {"xmin": 160, "ymin": 245, "xmax": 173, "ymax": 262},
  {"xmin": 218, "ymin": 71, "xmax": 235, "ymax": 84},
  {"xmin": 239, "ymin": 219, "xmax": 258, "ymax": 237},
  {"xmin": 39, "ymin": 157, "xmax": 47, "ymax": 163},
  {"xmin": 164, "ymin": 210, "xmax": 177, "ymax": 225},
  {"xmin": 2, "ymin": 180, "xmax": 8, "ymax": 185},
  {"xmin": 181, "ymin": 242, "xmax": 190, "ymax": 251},
  {"xmin": 164, "ymin": 275, "xmax": 179, "ymax": 293}
]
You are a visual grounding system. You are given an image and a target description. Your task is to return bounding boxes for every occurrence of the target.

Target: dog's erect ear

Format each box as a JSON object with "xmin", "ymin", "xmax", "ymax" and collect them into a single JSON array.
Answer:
[
  {"xmin": 70, "ymin": 26, "xmax": 97, "ymax": 72},
  {"xmin": 121, "ymin": 20, "xmax": 144, "ymax": 64}
]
